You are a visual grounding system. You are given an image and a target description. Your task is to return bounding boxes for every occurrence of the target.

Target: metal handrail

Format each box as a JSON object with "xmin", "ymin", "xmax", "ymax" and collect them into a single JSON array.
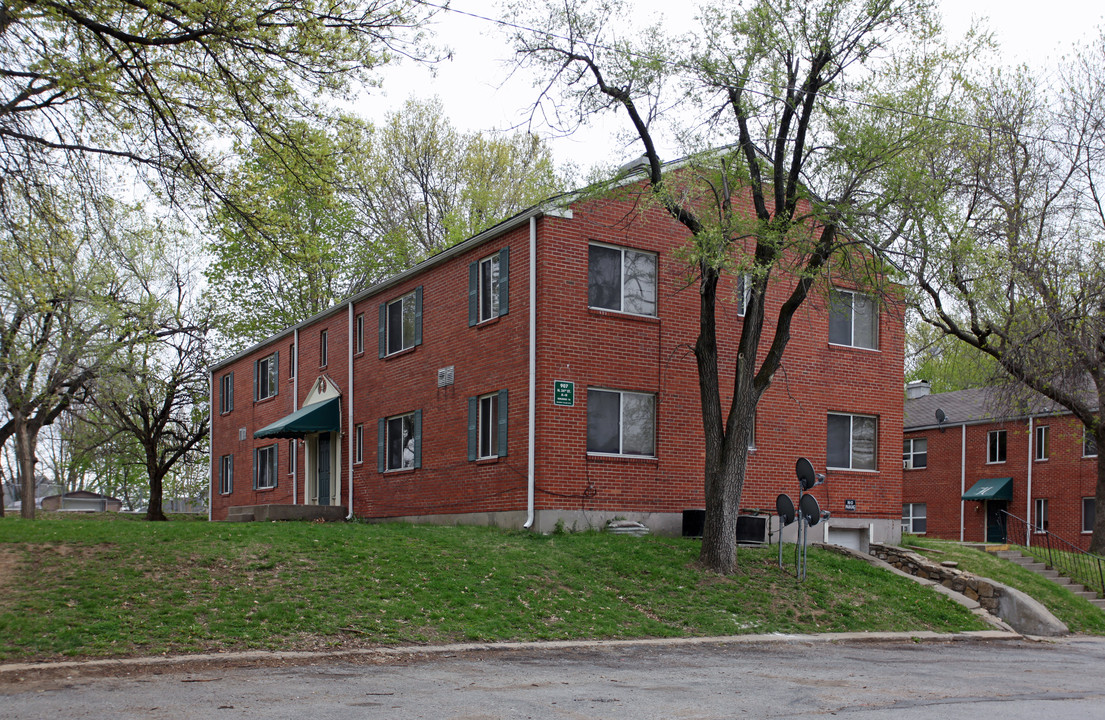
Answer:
[{"xmin": 1001, "ymin": 510, "xmax": 1105, "ymax": 598}]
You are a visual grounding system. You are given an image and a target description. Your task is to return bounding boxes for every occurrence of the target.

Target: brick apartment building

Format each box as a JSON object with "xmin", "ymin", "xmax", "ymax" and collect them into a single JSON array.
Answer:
[
  {"xmin": 902, "ymin": 381, "xmax": 1099, "ymax": 549},
  {"xmin": 209, "ymin": 185, "xmax": 906, "ymax": 545}
]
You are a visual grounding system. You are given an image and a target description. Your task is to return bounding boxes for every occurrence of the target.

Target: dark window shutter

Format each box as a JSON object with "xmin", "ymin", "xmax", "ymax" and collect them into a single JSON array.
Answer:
[
  {"xmin": 468, "ymin": 261, "xmax": 478, "ymax": 326},
  {"xmin": 253, "ymin": 360, "xmax": 259, "ymax": 401},
  {"xmin": 271, "ymin": 446, "xmax": 278, "ymax": 488},
  {"xmin": 413, "ymin": 409, "xmax": 422, "ymax": 469},
  {"xmin": 497, "ymin": 389, "xmax": 509, "ymax": 457},
  {"xmin": 377, "ymin": 418, "xmax": 386, "ymax": 473},
  {"xmin": 252, "ymin": 448, "xmax": 259, "ymax": 490},
  {"xmin": 273, "ymin": 351, "xmax": 279, "ymax": 394},
  {"xmin": 413, "ymin": 286, "xmax": 423, "ymax": 347},
  {"xmin": 378, "ymin": 302, "xmax": 387, "ymax": 358},
  {"xmin": 229, "ymin": 371, "xmax": 234, "ymax": 411},
  {"xmin": 498, "ymin": 247, "xmax": 509, "ymax": 316},
  {"xmin": 467, "ymin": 396, "xmax": 478, "ymax": 461}
]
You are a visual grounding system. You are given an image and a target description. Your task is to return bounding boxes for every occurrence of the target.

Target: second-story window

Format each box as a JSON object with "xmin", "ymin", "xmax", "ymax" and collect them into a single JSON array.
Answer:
[
  {"xmin": 255, "ymin": 352, "xmax": 278, "ymax": 401},
  {"xmin": 379, "ymin": 287, "xmax": 423, "ymax": 357},
  {"xmin": 588, "ymin": 243, "xmax": 657, "ymax": 317},
  {"xmin": 320, "ymin": 330, "xmax": 328, "ymax": 367},
  {"xmin": 988, "ymin": 429, "xmax": 1007, "ymax": 463}
]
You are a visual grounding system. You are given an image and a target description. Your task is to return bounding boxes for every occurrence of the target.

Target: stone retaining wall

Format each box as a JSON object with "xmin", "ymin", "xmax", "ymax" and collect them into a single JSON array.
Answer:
[{"xmin": 869, "ymin": 543, "xmax": 1001, "ymax": 612}]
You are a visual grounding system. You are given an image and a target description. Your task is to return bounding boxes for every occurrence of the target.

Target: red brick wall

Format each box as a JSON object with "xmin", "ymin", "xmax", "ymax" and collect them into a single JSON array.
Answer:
[
  {"xmin": 211, "ymin": 190, "xmax": 905, "ymax": 528},
  {"xmin": 531, "ymin": 194, "xmax": 903, "ymax": 524},
  {"xmin": 903, "ymin": 414, "xmax": 1098, "ymax": 549}
]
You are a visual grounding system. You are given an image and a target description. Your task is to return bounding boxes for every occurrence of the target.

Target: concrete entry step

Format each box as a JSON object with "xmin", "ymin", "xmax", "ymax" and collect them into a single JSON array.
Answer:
[{"xmin": 225, "ymin": 504, "xmax": 346, "ymax": 522}]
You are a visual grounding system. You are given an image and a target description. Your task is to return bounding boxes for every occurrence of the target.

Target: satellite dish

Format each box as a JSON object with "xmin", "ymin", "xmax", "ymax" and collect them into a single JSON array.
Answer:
[
  {"xmin": 796, "ymin": 457, "xmax": 817, "ymax": 491},
  {"xmin": 799, "ymin": 493, "xmax": 823, "ymax": 526},
  {"xmin": 776, "ymin": 493, "xmax": 796, "ymax": 527},
  {"xmin": 936, "ymin": 408, "xmax": 946, "ymax": 424}
]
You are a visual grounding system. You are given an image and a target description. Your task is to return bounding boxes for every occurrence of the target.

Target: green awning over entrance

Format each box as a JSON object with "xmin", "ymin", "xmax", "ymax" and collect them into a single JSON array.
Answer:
[
  {"xmin": 254, "ymin": 397, "xmax": 340, "ymax": 439},
  {"xmin": 962, "ymin": 477, "xmax": 1013, "ymax": 501}
]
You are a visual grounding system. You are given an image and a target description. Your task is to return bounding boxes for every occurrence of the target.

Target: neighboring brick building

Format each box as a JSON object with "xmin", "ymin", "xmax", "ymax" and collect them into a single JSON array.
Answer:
[
  {"xmin": 210, "ymin": 186, "xmax": 906, "ymax": 544},
  {"xmin": 902, "ymin": 381, "xmax": 1099, "ymax": 549}
]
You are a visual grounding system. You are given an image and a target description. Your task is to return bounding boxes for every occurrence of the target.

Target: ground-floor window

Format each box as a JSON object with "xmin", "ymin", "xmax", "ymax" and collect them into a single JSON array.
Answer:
[
  {"xmin": 587, "ymin": 388, "xmax": 656, "ymax": 456},
  {"xmin": 1084, "ymin": 497, "xmax": 1096, "ymax": 534},
  {"xmin": 469, "ymin": 390, "xmax": 508, "ymax": 460},
  {"xmin": 380, "ymin": 411, "xmax": 421, "ymax": 471},
  {"xmin": 827, "ymin": 413, "xmax": 877, "ymax": 470},
  {"xmin": 219, "ymin": 454, "xmax": 233, "ymax": 495},
  {"xmin": 902, "ymin": 503, "xmax": 926, "ymax": 534},
  {"xmin": 1033, "ymin": 498, "xmax": 1049, "ymax": 533},
  {"xmin": 253, "ymin": 445, "xmax": 277, "ymax": 490}
]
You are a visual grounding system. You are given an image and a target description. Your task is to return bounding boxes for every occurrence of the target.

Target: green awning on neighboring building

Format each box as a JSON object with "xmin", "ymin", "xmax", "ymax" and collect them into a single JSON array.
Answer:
[
  {"xmin": 962, "ymin": 477, "xmax": 1013, "ymax": 501},
  {"xmin": 254, "ymin": 397, "xmax": 340, "ymax": 439}
]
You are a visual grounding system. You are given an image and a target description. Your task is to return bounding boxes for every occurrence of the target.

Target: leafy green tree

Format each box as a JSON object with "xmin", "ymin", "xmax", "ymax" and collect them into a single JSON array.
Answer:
[
  {"xmin": 900, "ymin": 43, "xmax": 1105, "ymax": 552},
  {"xmin": 513, "ymin": 0, "xmax": 960, "ymax": 572},
  {"xmin": 208, "ymin": 100, "xmax": 564, "ymax": 347},
  {"xmin": 0, "ymin": 0, "xmax": 436, "ymax": 224},
  {"xmin": 906, "ymin": 320, "xmax": 1002, "ymax": 393},
  {"xmin": 0, "ymin": 184, "xmax": 153, "ymax": 519}
]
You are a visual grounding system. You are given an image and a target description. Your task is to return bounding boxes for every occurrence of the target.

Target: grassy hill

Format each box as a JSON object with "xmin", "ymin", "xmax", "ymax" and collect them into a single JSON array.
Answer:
[{"xmin": 0, "ymin": 514, "xmax": 991, "ymax": 661}]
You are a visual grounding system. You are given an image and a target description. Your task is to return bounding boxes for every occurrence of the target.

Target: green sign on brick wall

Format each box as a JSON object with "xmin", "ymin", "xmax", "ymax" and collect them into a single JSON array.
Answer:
[{"xmin": 553, "ymin": 380, "xmax": 575, "ymax": 406}]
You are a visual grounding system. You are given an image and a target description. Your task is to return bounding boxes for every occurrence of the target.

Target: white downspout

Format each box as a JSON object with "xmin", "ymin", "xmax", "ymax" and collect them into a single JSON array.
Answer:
[
  {"xmin": 347, "ymin": 301, "xmax": 355, "ymax": 520},
  {"xmin": 293, "ymin": 328, "xmax": 299, "ymax": 506},
  {"xmin": 959, "ymin": 423, "xmax": 966, "ymax": 542},
  {"xmin": 524, "ymin": 216, "xmax": 537, "ymax": 529},
  {"xmin": 208, "ymin": 371, "xmax": 214, "ymax": 521},
  {"xmin": 1027, "ymin": 416, "xmax": 1034, "ymax": 547}
]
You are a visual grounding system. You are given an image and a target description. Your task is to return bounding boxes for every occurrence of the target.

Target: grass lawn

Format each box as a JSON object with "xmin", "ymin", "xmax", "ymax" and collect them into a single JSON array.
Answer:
[
  {"xmin": 0, "ymin": 514, "xmax": 991, "ymax": 662},
  {"xmin": 903, "ymin": 536, "xmax": 1105, "ymax": 635}
]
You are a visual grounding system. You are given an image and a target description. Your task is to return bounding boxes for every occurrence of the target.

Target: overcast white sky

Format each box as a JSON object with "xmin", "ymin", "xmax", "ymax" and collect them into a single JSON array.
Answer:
[{"xmin": 359, "ymin": 0, "xmax": 1104, "ymax": 171}]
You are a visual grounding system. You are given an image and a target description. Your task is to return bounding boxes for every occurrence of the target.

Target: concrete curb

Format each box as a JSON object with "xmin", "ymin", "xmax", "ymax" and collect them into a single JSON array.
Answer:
[{"xmin": 0, "ymin": 631, "xmax": 1025, "ymax": 678}]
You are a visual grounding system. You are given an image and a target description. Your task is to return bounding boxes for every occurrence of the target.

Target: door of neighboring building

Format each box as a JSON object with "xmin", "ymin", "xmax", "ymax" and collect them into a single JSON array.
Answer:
[
  {"xmin": 317, "ymin": 433, "xmax": 331, "ymax": 505},
  {"xmin": 986, "ymin": 500, "xmax": 1008, "ymax": 543}
]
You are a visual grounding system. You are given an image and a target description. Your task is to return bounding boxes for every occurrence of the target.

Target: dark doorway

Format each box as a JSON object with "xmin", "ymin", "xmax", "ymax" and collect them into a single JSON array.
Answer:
[
  {"xmin": 317, "ymin": 433, "xmax": 331, "ymax": 505},
  {"xmin": 986, "ymin": 500, "xmax": 1008, "ymax": 543}
]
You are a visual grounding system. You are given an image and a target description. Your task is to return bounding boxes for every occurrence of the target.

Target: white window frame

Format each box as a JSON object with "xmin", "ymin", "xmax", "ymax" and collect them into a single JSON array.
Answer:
[
  {"xmin": 1083, "ymin": 497, "xmax": 1095, "ymax": 534},
  {"xmin": 354, "ymin": 423, "xmax": 364, "ymax": 464},
  {"xmin": 386, "ymin": 412, "xmax": 417, "ymax": 471},
  {"xmin": 254, "ymin": 444, "xmax": 278, "ymax": 490},
  {"xmin": 219, "ymin": 454, "xmax": 233, "ymax": 495},
  {"xmin": 826, "ymin": 412, "xmax": 878, "ymax": 471},
  {"xmin": 828, "ymin": 288, "xmax": 878, "ymax": 350},
  {"xmin": 355, "ymin": 313, "xmax": 365, "ymax": 355},
  {"xmin": 1035, "ymin": 425, "xmax": 1049, "ymax": 461},
  {"xmin": 587, "ymin": 242, "xmax": 658, "ymax": 317},
  {"xmin": 1033, "ymin": 498, "xmax": 1049, "ymax": 533},
  {"xmin": 987, "ymin": 429, "xmax": 1007, "ymax": 464},
  {"xmin": 478, "ymin": 393, "xmax": 500, "ymax": 459},
  {"xmin": 255, "ymin": 353, "xmax": 278, "ymax": 401},
  {"xmin": 319, "ymin": 329, "xmax": 328, "ymax": 367},
  {"xmin": 903, "ymin": 437, "xmax": 927, "ymax": 470},
  {"xmin": 902, "ymin": 503, "xmax": 926, "ymax": 534},
  {"xmin": 219, "ymin": 372, "xmax": 233, "ymax": 414},
  {"xmin": 479, "ymin": 253, "xmax": 502, "ymax": 323},
  {"xmin": 385, "ymin": 291, "xmax": 418, "ymax": 356},
  {"xmin": 736, "ymin": 274, "xmax": 752, "ymax": 316},
  {"xmin": 586, "ymin": 388, "xmax": 656, "ymax": 457},
  {"xmin": 1085, "ymin": 428, "xmax": 1099, "ymax": 458}
]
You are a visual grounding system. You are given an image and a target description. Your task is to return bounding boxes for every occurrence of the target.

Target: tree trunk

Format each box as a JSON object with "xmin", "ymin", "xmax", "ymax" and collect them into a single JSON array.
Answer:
[
  {"xmin": 15, "ymin": 414, "xmax": 38, "ymax": 520},
  {"xmin": 1091, "ymin": 427, "xmax": 1105, "ymax": 555},
  {"xmin": 146, "ymin": 466, "xmax": 168, "ymax": 521}
]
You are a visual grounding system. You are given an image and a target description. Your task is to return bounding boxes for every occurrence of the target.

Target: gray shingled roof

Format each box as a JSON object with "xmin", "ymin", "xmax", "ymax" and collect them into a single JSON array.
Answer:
[{"xmin": 903, "ymin": 386, "xmax": 1071, "ymax": 431}]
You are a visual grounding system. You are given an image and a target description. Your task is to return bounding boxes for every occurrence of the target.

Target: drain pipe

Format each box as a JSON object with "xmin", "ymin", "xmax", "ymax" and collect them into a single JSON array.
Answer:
[
  {"xmin": 524, "ymin": 216, "xmax": 537, "ymax": 530},
  {"xmin": 1027, "ymin": 416, "xmax": 1034, "ymax": 548},
  {"xmin": 208, "ymin": 371, "xmax": 214, "ymax": 521},
  {"xmin": 347, "ymin": 301, "xmax": 355, "ymax": 520},
  {"xmin": 959, "ymin": 423, "xmax": 966, "ymax": 542},
  {"xmin": 293, "ymin": 328, "xmax": 299, "ymax": 506}
]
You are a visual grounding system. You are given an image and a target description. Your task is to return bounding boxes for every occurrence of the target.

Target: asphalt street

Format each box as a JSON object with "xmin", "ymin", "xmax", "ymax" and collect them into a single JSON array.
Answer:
[{"xmin": 2, "ymin": 636, "xmax": 1104, "ymax": 719}]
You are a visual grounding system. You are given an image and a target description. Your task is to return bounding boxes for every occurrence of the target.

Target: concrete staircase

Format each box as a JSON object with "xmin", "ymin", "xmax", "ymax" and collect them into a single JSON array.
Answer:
[{"xmin": 986, "ymin": 546, "xmax": 1105, "ymax": 610}]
